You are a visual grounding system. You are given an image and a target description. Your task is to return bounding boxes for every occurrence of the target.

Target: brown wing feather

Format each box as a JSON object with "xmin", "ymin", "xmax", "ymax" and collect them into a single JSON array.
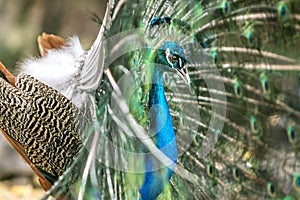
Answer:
[
  {"xmin": 0, "ymin": 64, "xmax": 82, "ymax": 192},
  {"xmin": 0, "ymin": 127, "xmax": 52, "ymax": 190},
  {"xmin": 37, "ymin": 33, "xmax": 66, "ymax": 57},
  {"xmin": 0, "ymin": 62, "xmax": 15, "ymax": 85},
  {"xmin": 0, "ymin": 62, "xmax": 53, "ymax": 189}
]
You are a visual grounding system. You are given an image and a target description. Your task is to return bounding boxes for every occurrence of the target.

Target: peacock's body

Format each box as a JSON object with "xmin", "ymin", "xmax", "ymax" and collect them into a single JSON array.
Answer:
[{"xmin": 0, "ymin": 0, "xmax": 300, "ymax": 199}]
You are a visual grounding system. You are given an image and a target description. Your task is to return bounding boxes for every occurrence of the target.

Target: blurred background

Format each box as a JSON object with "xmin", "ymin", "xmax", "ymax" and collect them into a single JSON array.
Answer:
[{"xmin": 0, "ymin": 0, "xmax": 105, "ymax": 199}]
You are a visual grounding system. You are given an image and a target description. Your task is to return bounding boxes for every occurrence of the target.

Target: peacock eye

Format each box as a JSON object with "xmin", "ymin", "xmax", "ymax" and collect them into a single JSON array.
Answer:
[
  {"xmin": 232, "ymin": 166, "xmax": 240, "ymax": 181},
  {"xmin": 267, "ymin": 182, "xmax": 276, "ymax": 197},
  {"xmin": 169, "ymin": 54, "xmax": 179, "ymax": 64},
  {"xmin": 293, "ymin": 173, "xmax": 300, "ymax": 191}
]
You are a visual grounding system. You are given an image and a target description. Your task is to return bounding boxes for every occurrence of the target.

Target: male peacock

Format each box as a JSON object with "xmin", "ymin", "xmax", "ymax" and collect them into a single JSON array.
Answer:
[{"xmin": 1, "ymin": 0, "xmax": 300, "ymax": 199}]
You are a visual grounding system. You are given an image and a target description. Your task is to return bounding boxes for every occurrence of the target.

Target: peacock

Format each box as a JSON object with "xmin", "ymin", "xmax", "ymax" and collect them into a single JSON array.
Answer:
[{"xmin": 0, "ymin": 0, "xmax": 300, "ymax": 199}]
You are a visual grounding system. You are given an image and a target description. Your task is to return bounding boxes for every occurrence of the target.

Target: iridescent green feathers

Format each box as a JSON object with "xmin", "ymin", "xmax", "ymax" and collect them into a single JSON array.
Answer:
[
  {"xmin": 43, "ymin": 0, "xmax": 300, "ymax": 199},
  {"xmin": 108, "ymin": 0, "xmax": 300, "ymax": 199}
]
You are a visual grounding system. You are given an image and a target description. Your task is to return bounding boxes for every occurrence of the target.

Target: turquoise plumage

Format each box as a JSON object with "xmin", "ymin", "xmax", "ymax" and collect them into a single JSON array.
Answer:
[
  {"xmin": 1, "ymin": 0, "xmax": 300, "ymax": 199},
  {"xmin": 45, "ymin": 0, "xmax": 299, "ymax": 199},
  {"xmin": 140, "ymin": 41, "xmax": 189, "ymax": 200}
]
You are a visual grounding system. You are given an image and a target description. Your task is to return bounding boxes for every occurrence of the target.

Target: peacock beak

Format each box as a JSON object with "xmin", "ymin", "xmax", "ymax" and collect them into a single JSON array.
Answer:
[
  {"xmin": 164, "ymin": 47, "xmax": 190, "ymax": 85},
  {"xmin": 175, "ymin": 67, "xmax": 190, "ymax": 85},
  {"xmin": 174, "ymin": 57, "xmax": 190, "ymax": 85}
]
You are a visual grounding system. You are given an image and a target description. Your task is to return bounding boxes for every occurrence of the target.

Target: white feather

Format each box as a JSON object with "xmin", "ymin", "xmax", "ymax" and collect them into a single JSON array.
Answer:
[
  {"xmin": 20, "ymin": 37, "xmax": 86, "ymax": 102},
  {"xmin": 18, "ymin": 8, "xmax": 111, "ymax": 120}
]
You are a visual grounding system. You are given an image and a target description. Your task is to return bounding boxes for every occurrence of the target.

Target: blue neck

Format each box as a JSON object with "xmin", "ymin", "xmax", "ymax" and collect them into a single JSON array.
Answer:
[{"xmin": 139, "ymin": 67, "xmax": 177, "ymax": 200}]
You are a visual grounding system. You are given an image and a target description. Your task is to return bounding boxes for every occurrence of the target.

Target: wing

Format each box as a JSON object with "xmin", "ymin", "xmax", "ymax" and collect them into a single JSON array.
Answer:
[{"xmin": 0, "ymin": 68, "xmax": 82, "ymax": 191}]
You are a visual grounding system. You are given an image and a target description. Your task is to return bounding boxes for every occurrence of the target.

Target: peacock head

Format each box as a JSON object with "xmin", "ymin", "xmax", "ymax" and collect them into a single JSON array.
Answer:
[{"xmin": 156, "ymin": 41, "xmax": 190, "ymax": 84}]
